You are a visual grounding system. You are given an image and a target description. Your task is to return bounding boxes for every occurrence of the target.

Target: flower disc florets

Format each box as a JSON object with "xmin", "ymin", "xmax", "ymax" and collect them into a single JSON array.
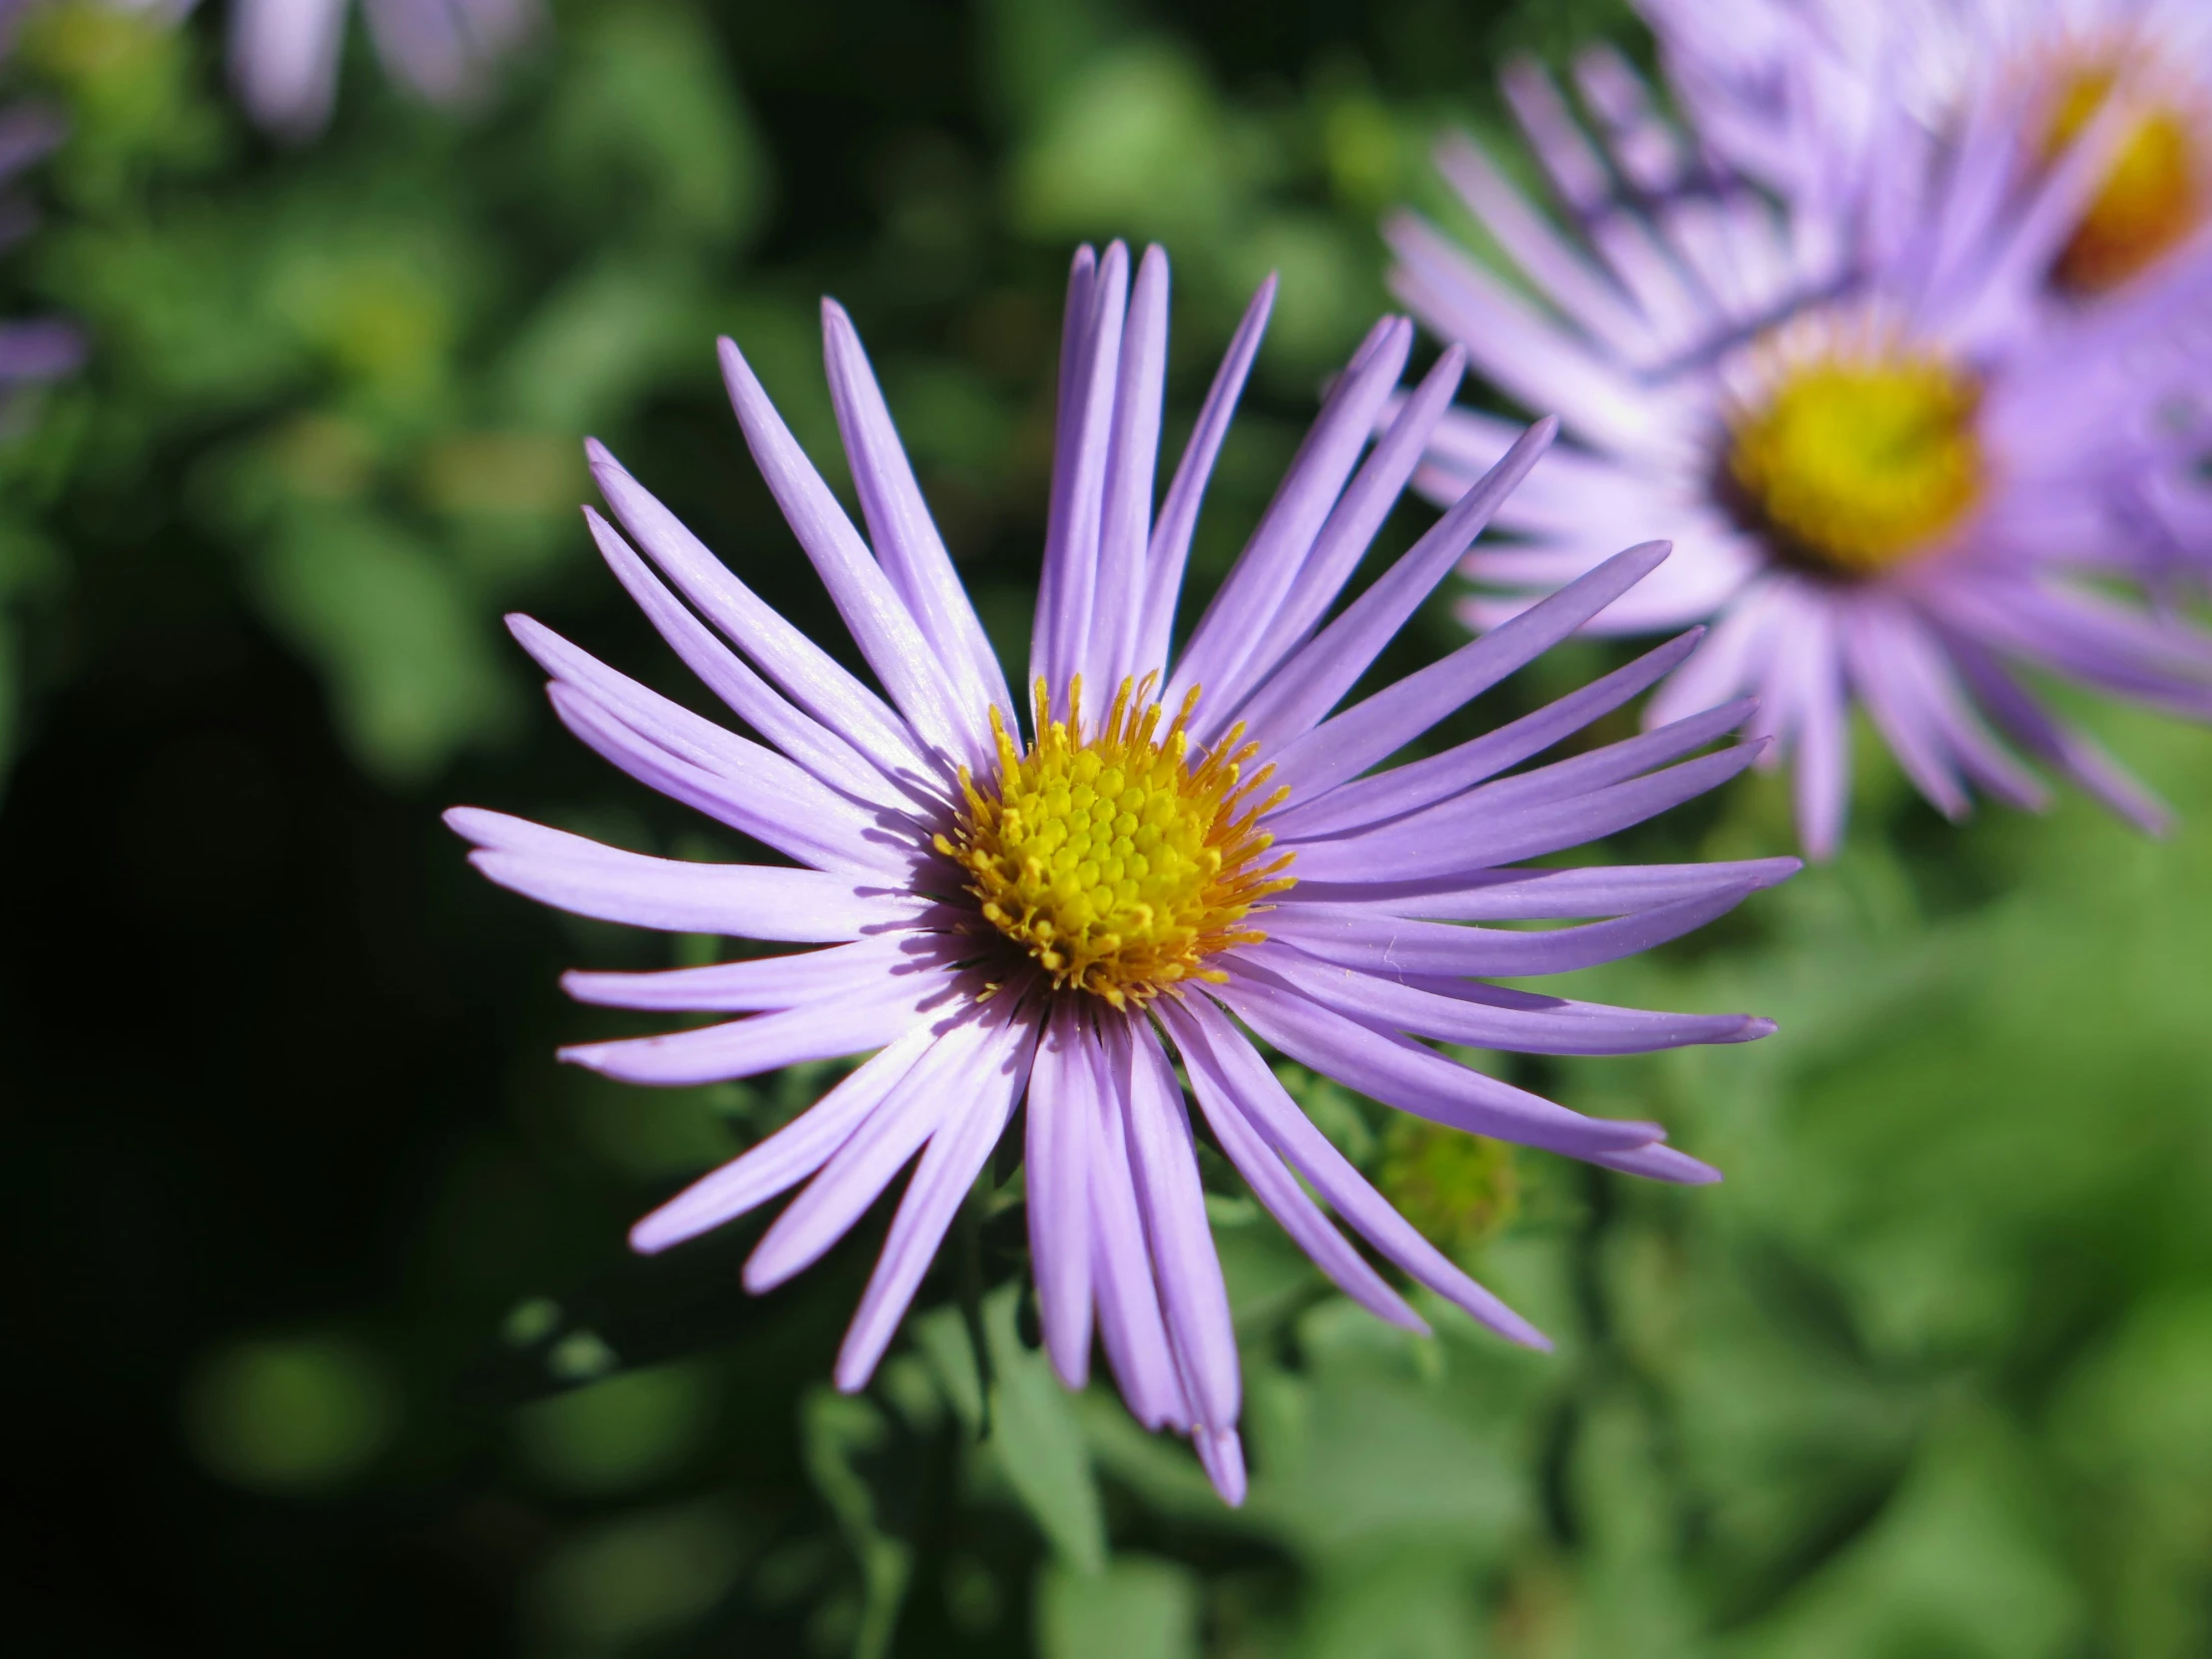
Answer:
[
  {"xmin": 936, "ymin": 674, "xmax": 1295, "ymax": 1009},
  {"xmin": 1724, "ymin": 335, "xmax": 1984, "ymax": 578},
  {"xmin": 2043, "ymin": 65, "xmax": 2202, "ymax": 293}
]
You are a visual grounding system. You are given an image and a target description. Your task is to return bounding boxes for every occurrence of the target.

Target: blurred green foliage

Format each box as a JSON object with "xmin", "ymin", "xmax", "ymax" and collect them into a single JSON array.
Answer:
[{"xmin": 4, "ymin": 1, "xmax": 2211, "ymax": 1657}]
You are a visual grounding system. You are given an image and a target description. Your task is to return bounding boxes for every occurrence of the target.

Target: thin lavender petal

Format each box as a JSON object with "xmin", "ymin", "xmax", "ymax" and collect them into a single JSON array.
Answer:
[
  {"xmin": 588, "ymin": 442, "xmax": 944, "ymax": 791},
  {"xmin": 833, "ymin": 1003, "xmax": 1038, "ymax": 1389},
  {"xmin": 1281, "ymin": 856, "xmax": 1800, "ymax": 919},
  {"xmin": 583, "ymin": 509, "xmax": 915, "ymax": 812},
  {"xmin": 1237, "ymin": 345, "xmax": 1470, "ymax": 682},
  {"xmin": 1213, "ymin": 969, "xmax": 1664, "ymax": 1158},
  {"xmin": 1033, "ymin": 243, "xmax": 1130, "ymax": 714},
  {"xmin": 821, "ymin": 299, "xmax": 1015, "ymax": 726},
  {"xmin": 1087, "ymin": 245, "xmax": 1171, "ymax": 694},
  {"xmin": 718, "ymin": 335, "xmax": 982, "ymax": 769},
  {"xmin": 1264, "ymin": 884, "xmax": 1758, "ymax": 979},
  {"xmin": 559, "ymin": 972, "xmax": 957, "ymax": 1087},
  {"xmin": 562, "ymin": 935, "xmax": 945, "ymax": 1013},
  {"xmin": 1026, "ymin": 999, "xmax": 1097, "ymax": 1389},
  {"xmin": 1272, "ymin": 625, "xmax": 1702, "ymax": 839},
  {"xmin": 744, "ymin": 999, "xmax": 1013, "ymax": 1292},
  {"xmin": 630, "ymin": 1021, "xmax": 939, "ymax": 1254},
  {"xmin": 1133, "ymin": 276, "xmax": 1275, "ymax": 674},
  {"xmin": 1164, "ymin": 997, "xmax": 1548, "ymax": 1350},
  {"xmin": 1241, "ymin": 938, "xmax": 1772, "ymax": 1055},
  {"xmin": 1085, "ymin": 1027, "xmax": 1190, "ymax": 1432},
  {"xmin": 1286, "ymin": 740, "xmax": 1767, "ymax": 882},
  {"xmin": 1173, "ymin": 1014, "xmax": 1428, "ymax": 1331},
  {"xmin": 1114, "ymin": 1016, "xmax": 1240, "ymax": 1432},
  {"xmin": 445, "ymin": 809, "xmax": 927, "ymax": 939},
  {"xmin": 1230, "ymin": 417, "xmax": 1558, "ymax": 753},
  {"xmin": 1167, "ymin": 315, "xmax": 1412, "ymax": 727}
]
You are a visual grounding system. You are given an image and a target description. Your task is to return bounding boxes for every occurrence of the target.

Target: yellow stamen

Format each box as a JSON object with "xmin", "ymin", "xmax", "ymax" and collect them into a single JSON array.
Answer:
[
  {"xmin": 2044, "ymin": 67, "xmax": 2201, "ymax": 294},
  {"xmin": 1725, "ymin": 343, "xmax": 1984, "ymax": 578},
  {"xmin": 933, "ymin": 675, "xmax": 1295, "ymax": 1008}
]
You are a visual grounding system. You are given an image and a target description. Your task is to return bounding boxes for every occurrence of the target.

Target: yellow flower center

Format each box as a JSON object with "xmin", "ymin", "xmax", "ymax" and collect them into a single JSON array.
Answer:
[
  {"xmin": 1725, "ymin": 347, "xmax": 1984, "ymax": 577},
  {"xmin": 2045, "ymin": 67, "xmax": 2200, "ymax": 293},
  {"xmin": 936, "ymin": 676, "xmax": 1295, "ymax": 1009}
]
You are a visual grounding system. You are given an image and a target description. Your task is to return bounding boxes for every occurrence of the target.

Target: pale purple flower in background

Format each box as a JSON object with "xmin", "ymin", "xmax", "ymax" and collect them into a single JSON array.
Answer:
[
  {"xmin": 448, "ymin": 244, "xmax": 1791, "ymax": 1501},
  {"xmin": 0, "ymin": 3, "xmax": 80, "ymax": 390},
  {"xmin": 1388, "ymin": 47, "xmax": 2212, "ymax": 857},
  {"xmin": 1639, "ymin": 0, "xmax": 2212, "ymax": 302},
  {"xmin": 1634, "ymin": 0, "xmax": 2212, "ymax": 586},
  {"xmin": 222, "ymin": 0, "xmax": 539, "ymax": 140}
]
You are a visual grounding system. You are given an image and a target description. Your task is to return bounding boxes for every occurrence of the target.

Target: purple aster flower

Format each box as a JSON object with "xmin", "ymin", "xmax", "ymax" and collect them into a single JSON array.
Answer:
[
  {"xmin": 1387, "ymin": 48, "xmax": 2212, "ymax": 857},
  {"xmin": 448, "ymin": 243, "xmax": 1791, "ymax": 1502},
  {"xmin": 221, "ymin": 0, "xmax": 538, "ymax": 140},
  {"xmin": 1640, "ymin": 0, "xmax": 2212, "ymax": 301}
]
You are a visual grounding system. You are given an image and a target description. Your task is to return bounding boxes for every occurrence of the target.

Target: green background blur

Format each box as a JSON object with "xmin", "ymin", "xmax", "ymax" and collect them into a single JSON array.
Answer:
[{"xmin": 4, "ymin": 1, "xmax": 2210, "ymax": 1654}]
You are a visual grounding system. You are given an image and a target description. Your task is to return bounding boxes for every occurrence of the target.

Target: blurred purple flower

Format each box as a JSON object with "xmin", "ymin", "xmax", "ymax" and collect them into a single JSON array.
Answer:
[
  {"xmin": 0, "ymin": 13, "xmax": 79, "ymax": 389},
  {"xmin": 1389, "ymin": 47, "xmax": 2212, "ymax": 857},
  {"xmin": 224, "ymin": 0, "xmax": 538, "ymax": 140},
  {"xmin": 1638, "ymin": 0, "xmax": 2212, "ymax": 592},
  {"xmin": 448, "ymin": 244, "xmax": 1789, "ymax": 1501},
  {"xmin": 1640, "ymin": 0, "xmax": 2212, "ymax": 301}
]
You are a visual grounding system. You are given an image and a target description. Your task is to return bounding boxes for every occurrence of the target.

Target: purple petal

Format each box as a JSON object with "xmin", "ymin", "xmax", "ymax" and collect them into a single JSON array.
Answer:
[
  {"xmin": 1033, "ymin": 243, "xmax": 1130, "ymax": 715},
  {"xmin": 744, "ymin": 997, "xmax": 1017, "ymax": 1292},
  {"xmin": 1263, "ymin": 882, "xmax": 1758, "ymax": 978},
  {"xmin": 1583, "ymin": 1141, "xmax": 1722, "ymax": 1185},
  {"xmin": 1194, "ymin": 1426, "xmax": 1248, "ymax": 1507},
  {"xmin": 543, "ymin": 684, "xmax": 908, "ymax": 881},
  {"xmin": 562, "ymin": 935, "xmax": 948, "ymax": 1013},
  {"xmin": 1946, "ymin": 634, "xmax": 2173, "ymax": 835},
  {"xmin": 1084, "ymin": 1026, "xmax": 1190, "ymax": 1432},
  {"xmin": 1273, "ymin": 625, "xmax": 1703, "ymax": 839},
  {"xmin": 1432, "ymin": 130, "xmax": 1649, "ymax": 357},
  {"xmin": 1267, "ymin": 542, "xmax": 1675, "ymax": 807},
  {"xmin": 821, "ymin": 299, "xmax": 1015, "ymax": 725},
  {"xmin": 629, "ymin": 1021, "xmax": 939, "ymax": 1254},
  {"xmin": 1172, "ymin": 1010, "xmax": 1428, "ymax": 1331},
  {"xmin": 588, "ymin": 442, "xmax": 944, "ymax": 791},
  {"xmin": 583, "ymin": 510, "xmax": 914, "ymax": 811},
  {"xmin": 1236, "ymin": 345, "xmax": 1470, "ymax": 686},
  {"xmin": 718, "ymin": 335, "xmax": 983, "ymax": 769},
  {"xmin": 1281, "ymin": 857, "xmax": 1799, "ymax": 919},
  {"xmin": 1286, "ymin": 740, "xmax": 1767, "ymax": 882},
  {"xmin": 514, "ymin": 614, "xmax": 915, "ymax": 876},
  {"xmin": 1161, "ymin": 996, "xmax": 1547, "ymax": 1350},
  {"xmin": 1211, "ymin": 968, "xmax": 1664, "ymax": 1158},
  {"xmin": 1025, "ymin": 999, "xmax": 1097, "ymax": 1389},
  {"xmin": 1133, "ymin": 276, "xmax": 1275, "ymax": 675},
  {"xmin": 1228, "ymin": 417, "xmax": 1558, "ymax": 752},
  {"xmin": 558, "ymin": 970, "xmax": 959, "ymax": 1087},
  {"xmin": 1085, "ymin": 245, "xmax": 1171, "ymax": 695},
  {"xmin": 1241, "ymin": 938, "xmax": 1772, "ymax": 1055},
  {"xmin": 445, "ymin": 808, "xmax": 929, "ymax": 939},
  {"xmin": 1167, "ymin": 315, "xmax": 1413, "ymax": 728},
  {"xmin": 832, "ymin": 1001, "xmax": 1039, "ymax": 1389},
  {"xmin": 1113, "ymin": 1016, "xmax": 1240, "ymax": 1432}
]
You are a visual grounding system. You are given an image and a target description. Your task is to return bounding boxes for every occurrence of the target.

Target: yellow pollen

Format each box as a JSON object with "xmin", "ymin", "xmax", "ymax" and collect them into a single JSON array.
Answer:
[
  {"xmin": 933, "ymin": 674, "xmax": 1296, "ymax": 1010},
  {"xmin": 1724, "ymin": 345, "xmax": 1984, "ymax": 578},
  {"xmin": 2044, "ymin": 67, "xmax": 2201, "ymax": 294}
]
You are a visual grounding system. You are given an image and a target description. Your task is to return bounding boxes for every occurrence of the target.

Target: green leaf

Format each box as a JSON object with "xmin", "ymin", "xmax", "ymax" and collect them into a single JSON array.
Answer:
[
  {"xmin": 981, "ymin": 1285, "xmax": 1108, "ymax": 1575},
  {"xmin": 1036, "ymin": 1554, "xmax": 1201, "ymax": 1659},
  {"xmin": 248, "ymin": 506, "xmax": 518, "ymax": 783},
  {"xmin": 801, "ymin": 1388, "xmax": 919, "ymax": 1659}
]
